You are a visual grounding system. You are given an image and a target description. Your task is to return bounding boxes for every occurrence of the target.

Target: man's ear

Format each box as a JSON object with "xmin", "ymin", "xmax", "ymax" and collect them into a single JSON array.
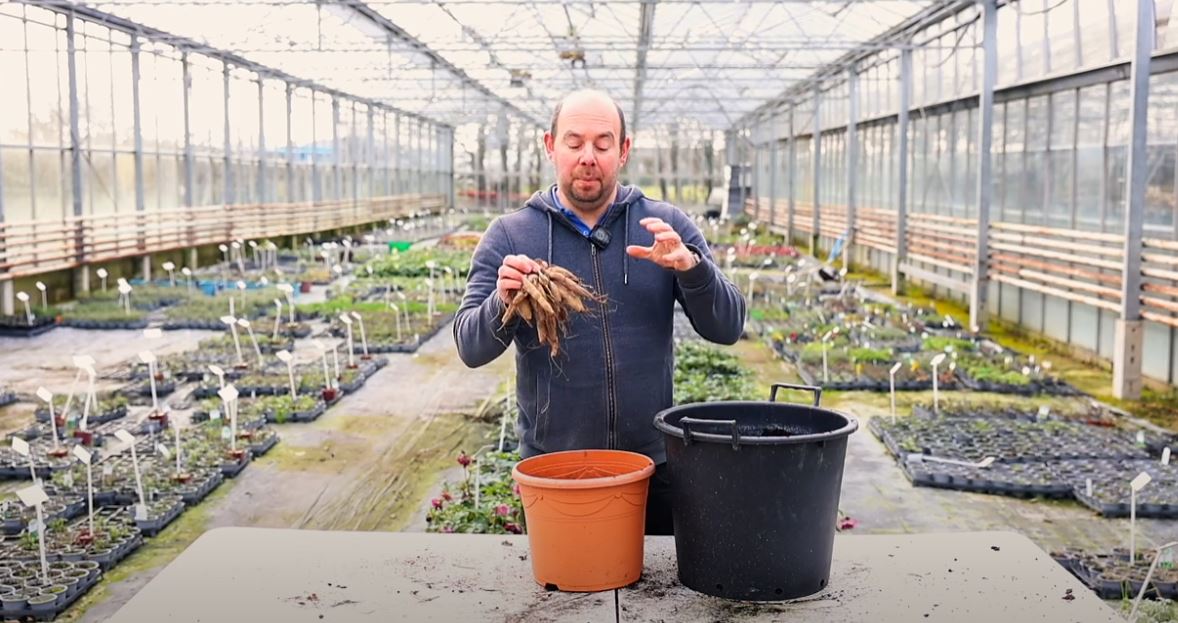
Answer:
[
  {"xmin": 543, "ymin": 132, "xmax": 556, "ymax": 161},
  {"xmin": 619, "ymin": 136, "xmax": 632, "ymax": 166}
]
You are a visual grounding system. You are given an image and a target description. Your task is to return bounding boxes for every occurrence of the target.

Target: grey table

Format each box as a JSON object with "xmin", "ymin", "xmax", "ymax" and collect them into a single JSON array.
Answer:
[{"xmin": 110, "ymin": 528, "xmax": 1120, "ymax": 622}]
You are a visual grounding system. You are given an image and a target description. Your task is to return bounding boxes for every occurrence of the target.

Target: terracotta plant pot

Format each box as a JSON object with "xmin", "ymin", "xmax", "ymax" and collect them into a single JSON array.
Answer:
[{"xmin": 512, "ymin": 449, "xmax": 654, "ymax": 592}]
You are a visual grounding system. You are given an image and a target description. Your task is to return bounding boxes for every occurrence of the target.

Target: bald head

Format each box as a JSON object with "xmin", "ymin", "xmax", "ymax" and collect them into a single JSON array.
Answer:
[{"xmin": 549, "ymin": 90, "xmax": 627, "ymax": 149}]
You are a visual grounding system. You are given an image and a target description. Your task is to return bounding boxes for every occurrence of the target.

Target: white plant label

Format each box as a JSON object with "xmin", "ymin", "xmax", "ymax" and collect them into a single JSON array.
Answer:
[
  {"xmin": 15, "ymin": 484, "xmax": 48, "ymax": 507},
  {"xmin": 135, "ymin": 504, "xmax": 148, "ymax": 521},
  {"xmin": 156, "ymin": 443, "xmax": 172, "ymax": 459},
  {"xmin": 218, "ymin": 385, "xmax": 239, "ymax": 403},
  {"xmin": 102, "ymin": 464, "xmax": 114, "ymax": 477},
  {"xmin": 1131, "ymin": 472, "xmax": 1152, "ymax": 492},
  {"xmin": 1163, "ymin": 448, "xmax": 1171, "ymax": 466},
  {"xmin": 72, "ymin": 445, "xmax": 92, "ymax": 465},
  {"xmin": 35, "ymin": 387, "xmax": 51, "ymax": 403},
  {"xmin": 114, "ymin": 429, "xmax": 135, "ymax": 445},
  {"xmin": 11, "ymin": 437, "xmax": 29, "ymax": 457},
  {"xmin": 1137, "ymin": 431, "xmax": 1146, "ymax": 446},
  {"xmin": 210, "ymin": 409, "xmax": 222, "ymax": 421},
  {"xmin": 1086, "ymin": 478, "xmax": 1093, "ymax": 496},
  {"xmin": 221, "ymin": 426, "xmax": 232, "ymax": 442}
]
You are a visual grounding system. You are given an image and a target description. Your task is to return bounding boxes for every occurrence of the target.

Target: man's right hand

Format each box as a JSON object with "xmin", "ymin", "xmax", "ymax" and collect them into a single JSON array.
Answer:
[{"xmin": 497, "ymin": 254, "xmax": 541, "ymax": 306}]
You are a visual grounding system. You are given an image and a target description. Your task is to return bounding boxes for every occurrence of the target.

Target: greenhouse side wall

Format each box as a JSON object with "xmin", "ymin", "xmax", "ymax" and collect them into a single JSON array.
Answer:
[
  {"xmin": 0, "ymin": 4, "xmax": 455, "ymax": 310},
  {"xmin": 740, "ymin": 0, "xmax": 1178, "ymax": 386}
]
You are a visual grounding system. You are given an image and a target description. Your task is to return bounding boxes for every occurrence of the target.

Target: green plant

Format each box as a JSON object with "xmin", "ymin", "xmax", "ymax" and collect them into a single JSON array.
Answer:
[
  {"xmin": 427, "ymin": 451, "xmax": 525, "ymax": 534},
  {"xmin": 674, "ymin": 341, "xmax": 758, "ymax": 404},
  {"xmin": 922, "ymin": 336, "xmax": 976, "ymax": 353},
  {"xmin": 851, "ymin": 347, "xmax": 893, "ymax": 364}
]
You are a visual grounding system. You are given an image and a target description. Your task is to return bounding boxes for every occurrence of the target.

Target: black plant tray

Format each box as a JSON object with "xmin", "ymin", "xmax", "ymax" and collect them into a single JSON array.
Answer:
[
  {"xmin": 61, "ymin": 318, "xmax": 149, "ymax": 330},
  {"xmin": 0, "ymin": 316, "xmax": 57, "ymax": 337},
  {"xmin": 220, "ymin": 452, "xmax": 252, "ymax": 478},
  {"xmin": 134, "ymin": 499, "xmax": 186, "ymax": 537}
]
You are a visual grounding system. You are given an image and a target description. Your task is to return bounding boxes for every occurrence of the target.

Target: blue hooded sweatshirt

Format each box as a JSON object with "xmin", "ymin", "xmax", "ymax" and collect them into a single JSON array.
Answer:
[{"xmin": 453, "ymin": 184, "xmax": 747, "ymax": 464}]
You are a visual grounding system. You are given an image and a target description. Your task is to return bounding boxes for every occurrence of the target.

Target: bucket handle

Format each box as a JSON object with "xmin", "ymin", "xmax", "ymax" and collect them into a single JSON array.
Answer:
[
  {"xmin": 769, "ymin": 383, "xmax": 823, "ymax": 406},
  {"xmin": 680, "ymin": 417, "xmax": 741, "ymax": 450}
]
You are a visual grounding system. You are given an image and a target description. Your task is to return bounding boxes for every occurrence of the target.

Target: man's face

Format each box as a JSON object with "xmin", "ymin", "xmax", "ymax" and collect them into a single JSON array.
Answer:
[{"xmin": 544, "ymin": 97, "xmax": 631, "ymax": 212}]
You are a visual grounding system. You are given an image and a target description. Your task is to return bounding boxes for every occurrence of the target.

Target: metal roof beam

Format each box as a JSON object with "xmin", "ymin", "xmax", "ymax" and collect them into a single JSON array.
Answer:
[
  {"xmin": 631, "ymin": 0, "xmax": 656, "ymax": 136},
  {"xmin": 335, "ymin": 0, "xmax": 544, "ymax": 126}
]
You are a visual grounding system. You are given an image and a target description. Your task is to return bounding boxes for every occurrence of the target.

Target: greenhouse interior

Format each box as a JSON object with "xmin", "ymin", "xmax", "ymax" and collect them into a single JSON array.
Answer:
[{"xmin": 1, "ymin": 0, "xmax": 1178, "ymax": 620}]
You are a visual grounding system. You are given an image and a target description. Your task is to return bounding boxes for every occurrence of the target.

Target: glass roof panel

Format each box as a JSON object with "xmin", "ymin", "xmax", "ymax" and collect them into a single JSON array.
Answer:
[{"xmin": 79, "ymin": 0, "xmax": 945, "ymax": 129}]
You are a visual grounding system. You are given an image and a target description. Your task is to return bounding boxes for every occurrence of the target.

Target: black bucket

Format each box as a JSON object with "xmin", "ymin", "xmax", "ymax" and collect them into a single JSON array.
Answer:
[{"xmin": 653, "ymin": 383, "xmax": 858, "ymax": 601}]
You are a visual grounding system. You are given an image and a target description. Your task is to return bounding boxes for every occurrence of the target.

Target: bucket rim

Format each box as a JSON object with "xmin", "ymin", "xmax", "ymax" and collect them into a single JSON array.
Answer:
[
  {"xmin": 652, "ymin": 401, "xmax": 859, "ymax": 446},
  {"xmin": 512, "ymin": 449, "xmax": 655, "ymax": 490}
]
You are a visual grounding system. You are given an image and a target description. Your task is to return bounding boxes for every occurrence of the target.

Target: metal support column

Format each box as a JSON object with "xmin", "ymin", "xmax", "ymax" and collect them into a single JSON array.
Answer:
[
  {"xmin": 392, "ymin": 113, "xmax": 400, "ymax": 196},
  {"xmin": 66, "ymin": 12, "xmax": 88, "ymax": 293},
  {"xmin": 751, "ymin": 138, "xmax": 761, "ymax": 217},
  {"xmin": 767, "ymin": 141, "xmax": 778, "ymax": 229},
  {"xmin": 257, "ymin": 79, "xmax": 267, "ymax": 203},
  {"xmin": 811, "ymin": 88, "xmax": 822, "ymax": 255},
  {"xmin": 893, "ymin": 47, "xmax": 912, "ymax": 294},
  {"xmin": 0, "ymin": 281, "xmax": 13, "ymax": 317},
  {"xmin": 366, "ymin": 106, "xmax": 375, "ymax": 201},
  {"xmin": 845, "ymin": 65, "xmax": 859, "ymax": 270},
  {"xmin": 448, "ymin": 127, "xmax": 456, "ymax": 209},
  {"xmin": 331, "ymin": 97, "xmax": 342, "ymax": 203},
  {"xmin": 223, "ymin": 63, "xmax": 233, "ymax": 206},
  {"xmin": 969, "ymin": 0, "xmax": 998, "ymax": 332},
  {"xmin": 350, "ymin": 103, "xmax": 359, "ymax": 219},
  {"xmin": 182, "ymin": 53, "xmax": 194, "ymax": 209},
  {"xmin": 787, "ymin": 107, "xmax": 796, "ymax": 244},
  {"xmin": 285, "ymin": 84, "xmax": 293, "ymax": 203},
  {"xmin": 311, "ymin": 92, "xmax": 321, "ymax": 204},
  {"xmin": 1113, "ymin": 0, "xmax": 1155, "ymax": 399},
  {"xmin": 131, "ymin": 34, "xmax": 145, "ymax": 257}
]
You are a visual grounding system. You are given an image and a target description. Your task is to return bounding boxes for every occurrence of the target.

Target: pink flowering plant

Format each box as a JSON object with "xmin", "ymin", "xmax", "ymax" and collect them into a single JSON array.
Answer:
[{"xmin": 426, "ymin": 450, "xmax": 525, "ymax": 535}]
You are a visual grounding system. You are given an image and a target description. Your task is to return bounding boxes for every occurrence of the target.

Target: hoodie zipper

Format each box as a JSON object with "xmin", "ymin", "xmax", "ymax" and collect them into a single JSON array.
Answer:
[{"xmin": 590, "ymin": 242, "xmax": 618, "ymax": 449}]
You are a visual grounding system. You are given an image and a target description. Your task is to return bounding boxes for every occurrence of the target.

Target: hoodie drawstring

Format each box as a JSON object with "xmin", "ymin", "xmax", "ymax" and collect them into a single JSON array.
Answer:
[
  {"xmin": 623, "ymin": 203, "xmax": 630, "ymax": 286},
  {"xmin": 546, "ymin": 212, "xmax": 554, "ymax": 265}
]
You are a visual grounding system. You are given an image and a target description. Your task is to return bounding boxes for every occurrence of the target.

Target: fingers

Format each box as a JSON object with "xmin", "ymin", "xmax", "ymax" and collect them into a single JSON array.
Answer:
[
  {"xmin": 639, "ymin": 218, "xmax": 675, "ymax": 235},
  {"xmin": 625, "ymin": 245, "xmax": 652, "ymax": 259},
  {"xmin": 498, "ymin": 263, "xmax": 527, "ymax": 282},
  {"xmin": 498, "ymin": 256, "xmax": 536, "ymax": 305},
  {"xmin": 654, "ymin": 231, "xmax": 682, "ymax": 244},
  {"xmin": 503, "ymin": 254, "xmax": 540, "ymax": 274}
]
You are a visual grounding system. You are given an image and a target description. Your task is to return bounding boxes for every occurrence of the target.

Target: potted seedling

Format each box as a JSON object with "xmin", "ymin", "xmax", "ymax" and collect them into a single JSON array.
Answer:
[
  {"xmin": 272, "ymin": 299, "xmax": 284, "ymax": 339},
  {"xmin": 15, "ymin": 484, "xmax": 50, "ymax": 584},
  {"xmin": 138, "ymin": 351, "xmax": 165, "ymax": 424},
  {"xmin": 351, "ymin": 311, "xmax": 371, "ymax": 360},
  {"xmin": 312, "ymin": 340, "xmax": 338, "ymax": 402},
  {"xmin": 340, "ymin": 314, "xmax": 357, "ymax": 369},
  {"xmin": 161, "ymin": 261, "xmax": 176, "ymax": 287},
  {"xmin": 34, "ymin": 281, "xmax": 47, "ymax": 310},
  {"xmin": 275, "ymin": 350, "xmax": 297, "ymax": 400},
  {"xmin": 237, "ymin": 318, "xmax": 263, "ymax": 363},
  {"xmin": 221, "ymin": 315, "xmax": 246, "ymax": 368},
  {"xmin": 15, "ymin": 292, "xmax": 33, "ymax": 325},
  {"xmin": 218, "ymin": 385, "xmax": 245, "ymax": 462},
  {"xmin": 71, "ymin": 445, "xmax": 95, "ymax": 541},
  {"xmin": 113, "ymin": 430, "xmax": 148, "ymax": 523}
]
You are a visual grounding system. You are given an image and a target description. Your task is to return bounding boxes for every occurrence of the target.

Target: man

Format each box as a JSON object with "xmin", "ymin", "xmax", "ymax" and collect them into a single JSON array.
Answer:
[{"xmin": 454, "ymin": 90, "xmax": 746, "ymax": 535}]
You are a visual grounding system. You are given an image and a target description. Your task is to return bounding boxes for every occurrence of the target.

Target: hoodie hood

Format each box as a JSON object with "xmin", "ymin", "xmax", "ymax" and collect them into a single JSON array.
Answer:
[{"xmin": 525, "ymin": 184, "xmax": 646, "ymax": 284}]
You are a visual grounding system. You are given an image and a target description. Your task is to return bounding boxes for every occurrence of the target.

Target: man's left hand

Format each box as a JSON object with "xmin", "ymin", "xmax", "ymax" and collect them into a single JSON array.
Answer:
[{"xmin": 626, "ymin": 217, "xmax": 699, "ymax": 272}]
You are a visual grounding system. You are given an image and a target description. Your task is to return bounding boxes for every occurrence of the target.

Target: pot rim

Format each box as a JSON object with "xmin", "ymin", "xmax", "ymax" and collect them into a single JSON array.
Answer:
[{"xmin": 653, "ymin": 400, "xmax": 859, "ymax": 446}]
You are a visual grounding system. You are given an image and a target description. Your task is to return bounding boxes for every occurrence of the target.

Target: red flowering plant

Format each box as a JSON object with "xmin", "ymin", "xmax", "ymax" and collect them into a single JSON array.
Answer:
[{"xmin": 426, "ymin": 450, "xmax": 525, "ymax": 535}]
